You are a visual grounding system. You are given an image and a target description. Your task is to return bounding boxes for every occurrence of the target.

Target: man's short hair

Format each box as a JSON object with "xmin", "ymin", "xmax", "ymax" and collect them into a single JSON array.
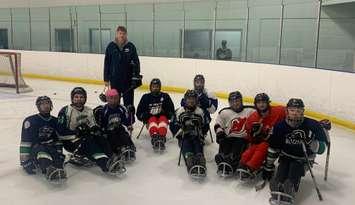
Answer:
[{"xmin": 116, "ymin": 26, "xmax": 127, "ymax": 33}]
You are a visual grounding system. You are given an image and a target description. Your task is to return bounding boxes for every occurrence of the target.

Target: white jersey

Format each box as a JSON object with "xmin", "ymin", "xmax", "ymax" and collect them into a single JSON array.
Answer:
[
  {"xmin": 66, "ymin": 106, "xmax": 96, "ymax": 131},
  {"xmin": 215, "ymin": 107, "xmax": 254, "ymax": 138},
  {"xmin": 202, "ymin": 88, "xmax": 218, "ymax": 114}
]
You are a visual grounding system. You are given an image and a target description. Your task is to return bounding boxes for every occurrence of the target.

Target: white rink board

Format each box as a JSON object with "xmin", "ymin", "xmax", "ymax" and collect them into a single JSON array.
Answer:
[{"xmin": 1, "ymin": 49, "xmax": 354, "ymax": 123}]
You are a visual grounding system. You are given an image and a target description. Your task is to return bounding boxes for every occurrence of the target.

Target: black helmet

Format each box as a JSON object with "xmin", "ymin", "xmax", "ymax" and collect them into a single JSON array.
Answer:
[
  {"xmin": 184, "ymin": 89, "xmax": 198, "ymax": 100},
  {"xmin": 194, "ymin": 74, "xmax": 205, "ymax": 92},
  {"xmin": 229, "ymin": 91, "xmax": 244, "ymax": 112},
  {"xmin": 71, "ymin": 87, "xmax": 87, "ymax": 99},
  {"xmin": 194, "ymin": 74, "xmax": 205, "ymax": 83},
  {"xmin": 228, "ymin": 91, "xmax": 242, "ymax": 101},
  {"xmin": 287, "ymin": 98, "xmax": 305, "ymax": 108},
  {"xmin": 254, "ymin": 93, "xmax": 270, "ymax": 115},
  {"xmin": 71, "ymin": 87, "xmax": 87, "ymax": 105},
  {"xmin": 184, "ymin": 89, "xmax": 198, "ymax": 110},
  {"xmin": 36, "ymin": 96, "xmax": 53, "ymax": 113},
  {"xmin": 150, "ymin": 78, "xmax": 161, "ymax": 87},
  {"xmin": 150, "ymin": 78, "xmax": 161, "ymax": 90},
  {"xmin": 150, "ymin": 78, "xmax": 162, "ymax": 96},
  {"xmin": 254, "ymin": 93, "xmax": 270, "ymax": 104},
  {"xmin": 286, "ymin": 98, "xmax": 305, "ymax": 128}
]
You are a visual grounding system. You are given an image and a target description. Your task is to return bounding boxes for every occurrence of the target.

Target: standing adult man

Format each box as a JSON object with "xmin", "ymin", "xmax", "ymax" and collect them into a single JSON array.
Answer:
[
  {"xmin": 216, "ymin": 40, "xmax": 232, "ymax": 60},
  {"xmin": 103, "ymin": 26, "xmax": 142, "ymax": 113}
]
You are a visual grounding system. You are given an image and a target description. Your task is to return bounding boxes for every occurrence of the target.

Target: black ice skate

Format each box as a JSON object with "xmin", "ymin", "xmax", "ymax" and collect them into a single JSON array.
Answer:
[
  {"xmin": 269, "ymin": 192, "xmax": 294, "ymax": 205},
  {"xmin": 236, "ymin": 165, "xmax": 256, "ymax": 181},
  {"xmin": 269, "ymin": 179, "xmax": 295, "ymax": 205},
  {"xmin": 120, "ymin": 145, "xmax": 136, "ymax": 163},
  {"xmin": 189, "ymin": 153, "xmax": 207, "ymax": 180},
  {"xmin": 151, "ymin": 134, "xmax": 166, "ymax": 153},
  {"xmin": 215, "ymin": 153, "xmax": 234, "ymax": 178},
  {"xmin": 106, "ymin": 154, "xmax": 126, "ymax": 176},
  {"xmin": 45, "ymin": 165, "xmax": 67, "ymax": 184}
]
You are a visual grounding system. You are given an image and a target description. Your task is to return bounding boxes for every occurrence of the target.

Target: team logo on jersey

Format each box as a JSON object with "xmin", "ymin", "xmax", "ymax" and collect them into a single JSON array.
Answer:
[
  {"xmin": 76, "ymin": 115, "xmax": 90, "ymax": 126},
  {"xmin": 38, "ymin": 126, "xmax": 55, "ymax": 143},
  {"xmin": 285, "ymin": 129, "xmax": 309, "ymax": 145},
  {"xmin": 24, "ymin": 121, "xmax": 31, "ymax": 129},
  {"xmin": 107, "ymin": 114, "xmax": 121, "ymax": 131},
  {"xmin": 149, "ymin": 103, "xmax": 163, "ymax": 115},
  {"xmin": 229, "ymin": 117, "xmax": 247, "ymax": 135}
]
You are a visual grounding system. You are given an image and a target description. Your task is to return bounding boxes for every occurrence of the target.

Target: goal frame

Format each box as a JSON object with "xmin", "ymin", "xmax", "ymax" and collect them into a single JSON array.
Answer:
[{"xmin": 0, "ymin": 51, "xmax": 24, "ymax": 94}]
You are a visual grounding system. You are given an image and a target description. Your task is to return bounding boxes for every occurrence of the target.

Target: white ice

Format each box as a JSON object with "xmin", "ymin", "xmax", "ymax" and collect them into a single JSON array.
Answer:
[{"xmin": 0, "ymin": 79, "xmax": 354, "ymax": 205}]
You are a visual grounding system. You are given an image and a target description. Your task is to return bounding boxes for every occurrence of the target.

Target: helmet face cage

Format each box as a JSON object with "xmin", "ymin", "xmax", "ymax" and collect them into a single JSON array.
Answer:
[
  {"xmin": 36, "ymin": 96, "xmax": 53, "ymax": 114},
  {"xmin": 286, "ymin": 98, "xmax": 304, "ymax": 109},
  {"xmin": 286, "ymin": 98, "xmax": 305, "ymax": 128}
]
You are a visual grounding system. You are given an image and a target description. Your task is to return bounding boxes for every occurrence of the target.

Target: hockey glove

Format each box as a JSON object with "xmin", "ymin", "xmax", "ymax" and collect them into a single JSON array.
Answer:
[
  {"xmin": 75, "ymin": 124, "xmax": 91, "ymax": 138},
  {"xmin": 216, "ymin": 131, "xmax": 227, "ymax": 144},
  {"xmin": 250, "ymin": 122, "xmax": 265, "ymax": 143},
  {"xmin": 319, "ymin": 119, "xmax": 331, "ymax": 131},
  {"xmin": 22, "ymin": 159, "xmax": 36, "ymax": 175},
  {"xmin": 90, "ymin": 125, "xmax": 103, "ymax": 137},
  {"xmin": 198, "ymin": 93, "xmax": 210, "ymax": 109},
  {"xmin": 310, "ymin": 140, "xmax": 326, "ymax": 154},
  {"xmin": 251, "ymin": 122, "xmax": 262, "ymax": 137},
  {"xmin": 131, "ymin": 75, "xmax": 143, "ymax": 89},
  {"xmin": 139, "ymin": 112, "xmax": 150, "ymax": 124},
  {"xmin": 99, "ymin": 93, "xmax": 107, "ymax": 102}
]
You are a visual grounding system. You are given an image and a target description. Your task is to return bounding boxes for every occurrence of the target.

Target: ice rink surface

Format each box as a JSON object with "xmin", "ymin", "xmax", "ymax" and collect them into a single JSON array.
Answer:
[{"xmin": 1, "ymin": 79, "xmax": 354, "ymax": 205}]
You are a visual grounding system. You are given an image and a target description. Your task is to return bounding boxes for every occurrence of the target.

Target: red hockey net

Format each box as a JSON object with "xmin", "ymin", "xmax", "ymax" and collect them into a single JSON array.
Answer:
[{"xmin": 0, "ymin": 51, "xmax": 32, "ymax": 93}]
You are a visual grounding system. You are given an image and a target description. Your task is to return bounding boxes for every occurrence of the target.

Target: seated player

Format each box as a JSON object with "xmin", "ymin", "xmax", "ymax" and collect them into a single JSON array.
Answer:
[
  {"xmin": 20, "ymin": 96, "xmax": 66, "ymax": 184},
  {"xmin": 263, "ymin": 99, "xmax": 330, "ymax": 205},
  {"xmin": 93, "ymin": 89, "xmax": 136, "ymax": 163},
  {"xmin": 57, "ymin": 87, "xmax": 126, "ymax": 176},
  {"xmin": 171, "ymin": 90, "xmax": 209, "ymax": 180},
  {"xmin": 214, "ymin": 91, "xmax": 255, "ymax": 177},
  {"xmin": 180, "ymin": 74, "xmax": 218, "ymax": 137},
  {"xmin": 136, "ymin": 78, "xmax": 175, "ymax": 151},
  {"xmin": 237, "ymin": 93, "xmax": 285, "ymax": 180}
]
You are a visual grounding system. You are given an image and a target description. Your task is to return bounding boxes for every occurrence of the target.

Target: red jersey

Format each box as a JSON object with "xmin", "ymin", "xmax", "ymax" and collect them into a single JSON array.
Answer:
[{"xmin": 245, "ymin": 105, "xmax": 286, "ymax": 142}]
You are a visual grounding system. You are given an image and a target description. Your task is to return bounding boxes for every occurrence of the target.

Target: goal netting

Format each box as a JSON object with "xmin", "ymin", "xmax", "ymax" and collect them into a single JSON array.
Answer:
[{"xmin": 0, "ymin": 51, "xmax": 32, "ymax": 93}]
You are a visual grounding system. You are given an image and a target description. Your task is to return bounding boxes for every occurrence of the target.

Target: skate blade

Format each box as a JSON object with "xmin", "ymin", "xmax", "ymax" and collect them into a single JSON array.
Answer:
[
  {"xmin": 123, "ymin": 157, "xmax": 136, "ymax": 164},
  {"xmin": 235, "ymin": 168, "xmax": 255, "ymax": 182},
  {"xmin": 269, "ymin": 192, "xmax": 294, "ymax": 205},
  {"xmin": 269, "ymin": 198, "xmax": 293, "ymax": 205},
  {"xmin": 48, "ymin": 177, "xmax": 67, "ymax": 185},
  {"xmin": 108, "ymin": 167, "xmax": 127, "ymax": 176},
  {"xmin": 217, "ymin": 171, "xmax": 233, "ymax": 178},
  {"xmin": 217, "ymin": 162, "xmax": 234, "ymax": 178},
  {"xmin": 153, "ymin": 148, "xmax": 165, "ymax": 154}
]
